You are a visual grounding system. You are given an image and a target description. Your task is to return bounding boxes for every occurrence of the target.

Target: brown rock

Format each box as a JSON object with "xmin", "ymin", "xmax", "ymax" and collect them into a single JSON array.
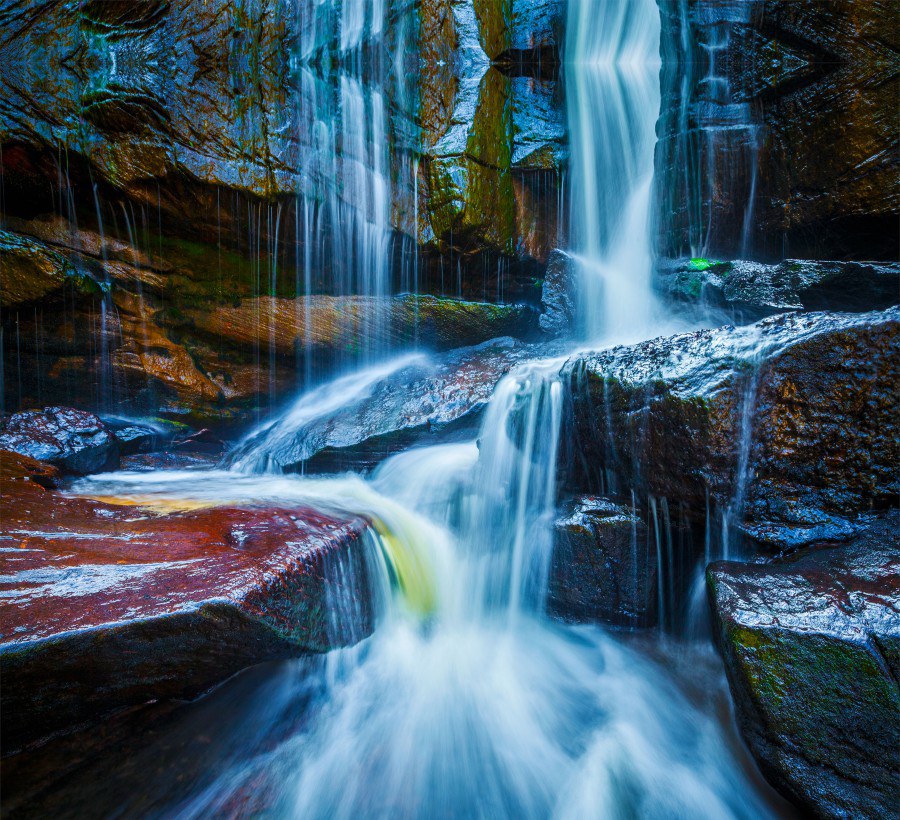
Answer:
[{"xmin": 0, "ymin": 463, "xmax": 371, "ymax": 754}]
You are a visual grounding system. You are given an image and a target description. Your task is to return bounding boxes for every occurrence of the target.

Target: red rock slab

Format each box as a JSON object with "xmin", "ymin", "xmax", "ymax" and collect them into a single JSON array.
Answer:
[{"xmin": 0, "ymin": 451, "xmax": 371, "ymax": 754}]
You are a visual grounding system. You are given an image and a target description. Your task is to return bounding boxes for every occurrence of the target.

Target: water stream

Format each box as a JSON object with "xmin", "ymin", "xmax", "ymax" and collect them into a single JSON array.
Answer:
[{"xmin": 57, "ymin": 0, "xmax": 787, "ymax": 814}]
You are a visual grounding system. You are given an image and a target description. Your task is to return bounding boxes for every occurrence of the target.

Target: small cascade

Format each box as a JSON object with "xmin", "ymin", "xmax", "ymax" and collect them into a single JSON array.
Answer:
[
  {"xmin": 71, "ymin": 344, "xmax": 777, "ymax": 814},
  {"xmin": 226, "ymin": 354, "xmax": 428, "ymax": 473},
  {"xmin": 457, "ymin": 360, "xmax": 565, "ymax": 619}
]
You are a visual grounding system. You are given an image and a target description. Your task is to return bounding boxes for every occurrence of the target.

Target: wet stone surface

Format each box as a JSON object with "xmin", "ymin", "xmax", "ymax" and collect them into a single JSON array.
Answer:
[
  {"xmin": 708, "ymin": 512, "xmax": 900, "ymax": 819},
  {"xmin": 0, "ymin": 407, "xmax": 120, "ymax": 475},
  {"xmin": 548, "ymin": 496, "xmax": 656, "ymax": 628},
  {"xmin": 0, "ymin": 451, "xmax": 370, "ymax": 754},
  {"xmin": 562, "ymin": 308, "xmax": 899, "ymax": 551}
]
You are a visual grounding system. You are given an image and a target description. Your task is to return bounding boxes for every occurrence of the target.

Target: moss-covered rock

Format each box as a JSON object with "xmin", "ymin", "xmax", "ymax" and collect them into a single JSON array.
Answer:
[{"xmin": 708, "ymin": 513, "xmax": 900, "ymax": 817}]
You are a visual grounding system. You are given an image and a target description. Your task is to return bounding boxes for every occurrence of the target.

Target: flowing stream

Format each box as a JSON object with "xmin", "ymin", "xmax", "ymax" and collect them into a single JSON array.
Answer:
[{"xmin": 64, "ymin": 0, "xmax": 787, "ymax": 815}]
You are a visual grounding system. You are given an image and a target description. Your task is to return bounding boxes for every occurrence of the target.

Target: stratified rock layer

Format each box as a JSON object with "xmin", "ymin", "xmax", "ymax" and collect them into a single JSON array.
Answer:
[
  {"xmin": 0, "ymin": 451, "xmax": 370, "ymax": 754},
  {"xmin": 708, "ymin": 513, "xmax": 900, "ymax": 818}
]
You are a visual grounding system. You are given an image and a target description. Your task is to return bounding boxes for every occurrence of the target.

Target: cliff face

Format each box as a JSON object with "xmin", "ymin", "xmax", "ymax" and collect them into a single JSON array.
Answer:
[
  {"xmin": 0, "ymin": 0, "xmax": 565, "ymax": 417},
  {"xmin": 656, "ymin": 0, "xmax": 899, "ymax": 261}
]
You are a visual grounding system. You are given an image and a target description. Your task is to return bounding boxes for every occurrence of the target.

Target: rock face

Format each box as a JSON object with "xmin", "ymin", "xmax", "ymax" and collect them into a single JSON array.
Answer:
[
  {"xmin": 0, "ymin": 407, "xmax": 119, "ymax": 474},
  {"xmin": 180, "ymin": 294, "xmax": 537, "ymax": 355},
  {"xmin": 708, "ymin": 513, "xmax": 900, "ymax": 818},
  {"xmin": 548, "ymin": 496, "xmax": 655, "ymax": 627},
  {"xmin": 1, "ymin": 224, "xmax": 537, "ymax": 420},
  {"xmin": 0, "ymin": 231, "xmax": 77, "ymax": 307},
  {"xmin": 657, "ymin": 258, "xmax": 900, "ymax": 316},
  {"xmin": 0, "ymin": 450, "xmax": 371, "ymax": 754},
  {"xmin": 657, "ymin": 0, "xmax": 898, "ymax": 261},
  {"xmin": 563, "ymin": 308, "xmax": 899, "ymax": 550},
  {"xmin": 539, "ymin": 249, "xmax": 577, "ymax": 337},
  {"xmin": 229, "ymin": 337, "xmax": 544, "ymax": 472}
]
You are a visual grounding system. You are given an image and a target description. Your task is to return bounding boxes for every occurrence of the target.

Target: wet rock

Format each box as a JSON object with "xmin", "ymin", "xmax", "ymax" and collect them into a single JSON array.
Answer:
[
  {"xmin": 420, "ymin": 62, "xmax": 564, "ymax": 268},
  {"xmin": 229, "ymin": 337, "xmax": 544, "ymax": 472},
  {"xmin": 657, "ymin": 0, "xmax": 898, "ymax": 260},
  {"xmin": 539, "ymin": 249, "xmax": 577, "ymax": 337},
  {"xmin": 0, "ymin": 407, "xmax": 119, "ymax": 474},
  {"xmin": 657, "ymin": 258, "xmax": 900, "ymax": 315},
  {"xmin": 563, "ymin": 308, "xmax": 899, "ymax": 550},
  {"xmin": 548, "ymin": 497, "xmax": 655, "ymax": 627},
  {"xmin": 119, "ymin": 449, "xmax": 222, "ymax": 472},
  {"xmin": 708, "ymin": 512, "xmax": 900, "ymax": 818},
  {"xmin": 102, "ymin": 417, "xmax": 180, "ymax": 455},
  {"xmin": 0, "ymin": 464, "xmax": 371, "ymax": 754},
  {"xmin": 508, "ymin": 0, "xmax": 563, "ymax": 59},
  {"xmin": 0, "ymin": 231, "xmax": 75, "ymax": 307},
  {"xmin": 0, "ymin": 449, "xmax": 61, "ymax": 489},
  {"xmin": 180, "ymin": 294, "xmax": 537, "ymax": 355}
]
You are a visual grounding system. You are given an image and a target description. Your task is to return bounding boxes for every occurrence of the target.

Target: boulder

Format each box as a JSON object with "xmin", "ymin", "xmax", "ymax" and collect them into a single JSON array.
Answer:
[
  {"xmin": 657, "ymin": 258, "xmax": 900, "ymax": 315},
  {"xmin": 0, "ymin": 451, "xmax": 370, "ymax": 754},
  {"xmin": 229, "ymin": 337, "xmax": 544, "ymax": 472},
  {"xmin": 563, "ymin": 308, "xmax": 899, "ymax": 550},
  {"xmin": 548, "ymin": 496, "xmax": 655, "ymax": 627},
  {"xmin": 539, "ymin": 249, "xmax": 577, "ymax": 337},
  {"xmin": 0, "ymin": 407, "xmax": 120, "ymax": 474},
  {"xmin": 708, "ymin": 512, "xmax": 900, "ymax": 818}
]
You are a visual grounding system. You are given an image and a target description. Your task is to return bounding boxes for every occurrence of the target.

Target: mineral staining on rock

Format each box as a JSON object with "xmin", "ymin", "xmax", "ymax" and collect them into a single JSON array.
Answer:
[{"xmin": 0, "ymin": 450, "xmax": 372, "ymax": 753}]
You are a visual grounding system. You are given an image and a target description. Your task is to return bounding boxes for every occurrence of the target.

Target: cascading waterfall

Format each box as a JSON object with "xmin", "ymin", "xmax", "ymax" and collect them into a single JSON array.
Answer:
[
  {"xmin": 565, "ymin": 0, "xmax": 662, "ymax": 343},
  {"xmin": 289, "ymin": 0, "xmax": 405, "ymax": 377},
  {"xmin": 61, "ymin": 0, "xmax": 782, "ymax": 814},
  {"xmin": 75, "ymin": 358, "xmax": 773, "ymax": 815}
]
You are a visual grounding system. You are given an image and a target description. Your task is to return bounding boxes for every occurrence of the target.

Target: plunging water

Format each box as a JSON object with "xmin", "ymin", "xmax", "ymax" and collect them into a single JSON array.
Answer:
[
  {"xmin": 566, "ymin": 0, "xmax": 662, "ymax": 343},
  {"xmin": 61, "ymin": 0, "xmax": 783, "ymax": 814},
  {"xmin": 76, "ymin": 385, "xmax": 772, "ymax": 816}
]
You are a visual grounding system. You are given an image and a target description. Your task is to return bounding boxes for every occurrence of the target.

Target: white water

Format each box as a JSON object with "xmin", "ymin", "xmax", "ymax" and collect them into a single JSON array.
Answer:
[
  {"xmin": 76, "ymin": 397, "xmax": 773, "ymax": 817},
  {"xmin": 65, "ymin": 1, "xmax": 778, "ymax": 815},
  {"xmin": 566, "ymin": 0, "xmax": 664, "ymax": 343}
]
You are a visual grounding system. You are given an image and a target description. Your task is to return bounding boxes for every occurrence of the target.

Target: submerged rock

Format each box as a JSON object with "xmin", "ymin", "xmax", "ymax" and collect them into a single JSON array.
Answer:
[
  {"xmin": 0, "ymin": 454, "xmax": 371, "ymax": 754},
  {"xmin": 563, "ymin": 308, "xmax": 899, "ymax": 550},
  {"xmin": 229, "ymin": 337, "xmax": 542, "ymax": 473},
  {"xmin": 708, "ymin": 512, "xmax": 900, "ymax": 818},
  {"xmin": 539, "ymin": 249, "xmax": 577, "ymax": 337},
  {"xmin": 548, "ymin": 496, "xmax": 655, "ymax": 627},
  {"xmin": 657, "ymin": 257, "xmax": 900, "ymax": 315},
  {"xmin": 0, "ymin": 407, "xmax": 120, "ymax": 474}
]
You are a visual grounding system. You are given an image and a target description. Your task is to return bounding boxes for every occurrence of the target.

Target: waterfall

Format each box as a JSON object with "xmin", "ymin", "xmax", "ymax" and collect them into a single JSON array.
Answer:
[
  {"xmin": 74, "ymin": 357, "xmax": 773, "ymax": 815},
  {"xmin": 58, "ymin": 1, "xmax": 779, "ymax": 814},
  {"xmin": 565, "ymin": 0, "xmax": 663, "ymax": 343}
]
